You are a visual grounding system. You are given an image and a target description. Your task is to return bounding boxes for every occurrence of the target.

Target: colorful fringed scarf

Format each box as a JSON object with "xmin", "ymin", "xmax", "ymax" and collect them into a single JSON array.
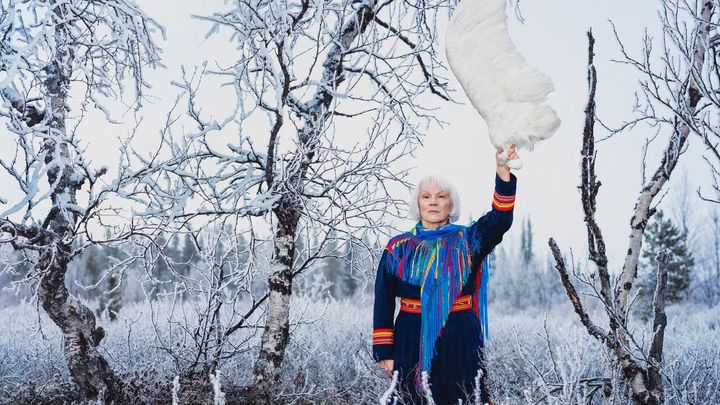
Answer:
[{"xmin": 384, "ymin": 221, "xmax": 492, "ymax": 391}]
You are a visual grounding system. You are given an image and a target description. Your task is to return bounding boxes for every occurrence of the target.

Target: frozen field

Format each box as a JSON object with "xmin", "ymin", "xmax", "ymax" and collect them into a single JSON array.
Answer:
[{"xmin": 1, "ymin": 297, "xmax": 717, "ymax": 404}]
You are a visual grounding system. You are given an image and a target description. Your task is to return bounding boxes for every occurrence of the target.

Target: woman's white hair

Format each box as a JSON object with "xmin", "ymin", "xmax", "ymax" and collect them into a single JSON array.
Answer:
[{"xmin": 409, "ymin": 175, "xmax": 461, "ymax": 223}]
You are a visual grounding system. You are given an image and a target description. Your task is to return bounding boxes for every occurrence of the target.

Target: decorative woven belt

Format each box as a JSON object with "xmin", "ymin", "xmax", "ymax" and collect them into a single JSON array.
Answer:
[{"xmin": 400, "ymin": 294, "xmax": 473, "ymax": 314}]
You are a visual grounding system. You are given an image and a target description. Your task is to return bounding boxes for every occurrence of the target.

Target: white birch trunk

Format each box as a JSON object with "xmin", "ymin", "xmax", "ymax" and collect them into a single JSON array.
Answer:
[
  {"xmin": 613, "ymin": 3, "xmax": 713, "ymax": 402},
  {"xmin": 251, "ymin": 1, "xmax": 378, "ymax": 400},
  {"xmin": 34, "ymin": 2, "xmax": 124, "ymax": 401}
]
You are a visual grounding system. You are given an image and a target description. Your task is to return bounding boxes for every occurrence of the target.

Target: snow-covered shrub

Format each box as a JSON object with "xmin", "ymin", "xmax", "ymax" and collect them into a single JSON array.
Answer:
[{"xmin": 1, "ymin": 296, "xmax": 718, "ymax": 404}]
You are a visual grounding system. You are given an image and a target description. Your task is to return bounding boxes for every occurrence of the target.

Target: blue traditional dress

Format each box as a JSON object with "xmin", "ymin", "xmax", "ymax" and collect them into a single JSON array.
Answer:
[{"xmin": 372, "ymin": 173, "xmax": 516, "ymax": 405}]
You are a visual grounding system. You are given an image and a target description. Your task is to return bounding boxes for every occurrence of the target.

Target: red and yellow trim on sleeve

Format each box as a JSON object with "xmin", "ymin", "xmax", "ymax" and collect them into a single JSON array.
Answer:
[
  {"xmin": 372, "ymin": 328, "xmax": 394, "ymax": 345},
  {"xmin": 492, "ymin": 190, "xmax": 515, "ymax": 211}
]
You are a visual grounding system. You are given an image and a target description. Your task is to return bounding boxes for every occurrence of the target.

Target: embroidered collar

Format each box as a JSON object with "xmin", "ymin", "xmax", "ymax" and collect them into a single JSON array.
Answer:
[
  {"xmin": 413, "ymin": 220, "xmax": 453, "ymax": 234},
  {"xmin": 412, "ymin": 221, "xmax": 460, "ymax": 238}
]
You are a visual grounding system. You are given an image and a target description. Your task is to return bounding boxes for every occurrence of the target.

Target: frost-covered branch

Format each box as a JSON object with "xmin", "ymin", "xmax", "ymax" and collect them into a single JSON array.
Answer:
[
  {"xmin": 603, "ymin": 1, "xmax": 720, "ymax": 204},
  {"xmin": 548, "ymin": 16, "xmax": 717, "ymax": 401},
  {"xmin": 0, "ymin": 0, "xmax": 164, "ymax": 401}
]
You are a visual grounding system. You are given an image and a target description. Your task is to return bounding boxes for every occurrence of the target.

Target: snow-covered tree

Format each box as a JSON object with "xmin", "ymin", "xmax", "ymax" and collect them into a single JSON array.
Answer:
[
  {"xmin": 0, "ymin": 0, "xmax": 162, "ymax": 401},
  {"xmin": 118, "ymin": 0, "xmax": 462, "ymax": 400}
]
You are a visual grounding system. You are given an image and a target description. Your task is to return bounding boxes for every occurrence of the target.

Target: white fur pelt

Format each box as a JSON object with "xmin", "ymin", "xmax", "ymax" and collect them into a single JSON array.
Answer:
[{"xmin": 445, "ymin": 0, "xmax": 561, "ymax": 169}]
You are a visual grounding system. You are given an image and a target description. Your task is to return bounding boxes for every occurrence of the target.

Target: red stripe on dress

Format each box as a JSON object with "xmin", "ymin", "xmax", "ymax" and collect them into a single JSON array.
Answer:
[
  {"xmin": 492, "ymin": 189, "xmax": 516, "ymax": 211},
  {"xmin": 372, "ymin": 328, "xmax": 394, "ymax": 345}
]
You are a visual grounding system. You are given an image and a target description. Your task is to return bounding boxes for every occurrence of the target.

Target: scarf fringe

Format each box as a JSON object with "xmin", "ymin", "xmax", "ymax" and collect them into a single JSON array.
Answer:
[{"xmin": 474, "ymin": 253, "xmax": 491, "ymax": 341}]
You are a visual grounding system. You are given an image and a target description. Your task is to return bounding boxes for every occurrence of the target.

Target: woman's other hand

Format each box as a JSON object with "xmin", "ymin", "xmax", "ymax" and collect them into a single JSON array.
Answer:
[
  {"xmin": 496, "ymin": 144, "xmax": 518, "ymax": 181},
  {"xmin": 377, "ymin": 359, "xmax": 394, "ymax": 377}
]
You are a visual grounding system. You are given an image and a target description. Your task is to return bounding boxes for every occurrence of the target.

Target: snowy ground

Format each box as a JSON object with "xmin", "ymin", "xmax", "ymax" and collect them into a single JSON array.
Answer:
[{"xmin": 0, "ymin": 297, "xmax": 718, "ymax": 404}]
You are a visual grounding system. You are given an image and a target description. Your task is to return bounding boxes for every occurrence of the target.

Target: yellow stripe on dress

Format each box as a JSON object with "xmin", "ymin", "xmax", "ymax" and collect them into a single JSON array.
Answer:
[
  {"xmin": 372, "ymin": 329, "xmax": 394, "ymax": 345},
  {"xmin": 492, "ymin": 189, "xmax": 515, "ymax": 211}
]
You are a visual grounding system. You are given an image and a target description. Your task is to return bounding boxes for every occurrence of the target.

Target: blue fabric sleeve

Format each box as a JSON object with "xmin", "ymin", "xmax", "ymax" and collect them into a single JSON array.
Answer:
[
  {"xmin": 467, "ymin": 173, "xmax": 517, "ymax": 258},
  {"xmin": 372, "ymin": 249, "xmax": 397, "ymax": 361}
]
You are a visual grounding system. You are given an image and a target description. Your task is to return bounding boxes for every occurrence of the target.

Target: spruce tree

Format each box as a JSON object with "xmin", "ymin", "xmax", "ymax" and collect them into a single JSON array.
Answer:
[
  {"xmin": 84, "ymin": 245, "xmax": 103, "ymax": 301},
  {"xmin": 175, "ymin": 233, "xmax": 200, "ymax": 300},
  {"xmin": 322, "ymin": 231, "xmax": 342, "ymax": 299},
  {"xmin": 150, "ymin": 234, "xmax": 172, "ymax": 300},
  {"xmin": 636, "ymin": 210, "xmax": 694, "ymax": 318},
  {"xmin": 179, "ymin": 233, "xmax": 197, "ymax": 278},
  {"xmin": 98, "ymin": 274, "xmax": 123, "ymax": 321},
  {"xmin": 341, "ymin": 238, "xmax": 359, "ymax": 297},
  {"xmin": 520, "ymin": 217, "xmax": 534, "ymax": 268},
  {"xmin": 97, "ymin": 236, "xmax": 124, "ymax": 321}
]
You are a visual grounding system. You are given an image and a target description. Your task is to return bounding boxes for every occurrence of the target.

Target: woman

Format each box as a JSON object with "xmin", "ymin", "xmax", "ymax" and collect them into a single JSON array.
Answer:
[{"xmin": 372, "ymin": 146, "xmax": 518, "ymax": 405}]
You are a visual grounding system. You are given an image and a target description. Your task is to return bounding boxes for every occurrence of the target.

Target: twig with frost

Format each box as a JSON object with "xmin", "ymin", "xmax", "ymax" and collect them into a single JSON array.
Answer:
[
  {"xmin": 421, "ymin": 371, "xmax": 436, "ymax": 405},
  {"xmin": 474, "ymin": 367, "xmax": 484, "ymax": 405},
  {"xmin": 379, "ymin": 370, "xmax": 399, "ymax": 405},
  {"xmin": 172, "ymin": 376, "xmax": 181, "ymax": 405},
  {"xmin": 209, "ymin": 368, "xmax": 225, "ymax": 405}
]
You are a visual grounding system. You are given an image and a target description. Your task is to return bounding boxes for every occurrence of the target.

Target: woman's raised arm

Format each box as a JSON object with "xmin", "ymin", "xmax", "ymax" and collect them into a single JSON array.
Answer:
[{"xmin": 467, "ymin": 171, "xmax": 517, "ymax": 258}]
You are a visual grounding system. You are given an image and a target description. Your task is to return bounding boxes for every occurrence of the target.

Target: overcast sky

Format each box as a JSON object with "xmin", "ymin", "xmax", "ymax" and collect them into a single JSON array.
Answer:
[
  {"xmin": 2, "ymin": 0, "xmax": 717, "ymax": 272},
  {"xmin": 412, "ymin": 0, "xmax": 717, "ymax": 269}
]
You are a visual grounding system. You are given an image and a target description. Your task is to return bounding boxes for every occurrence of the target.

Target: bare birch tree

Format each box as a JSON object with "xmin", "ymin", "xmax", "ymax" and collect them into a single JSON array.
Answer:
[
  {"xmin": 0, "ymin": 0, "xmax": 162, "ymax": 400},
  {"xmin": 604, "ymin": 0, "xmax": 720, "ymax": 203},
  {"xmin": 548, "ymin": 1, "xmax": 716, "ymax": 403},
  {"xmin": 117, "ymin": 0, "xmax": 463, "ymax": 401}
]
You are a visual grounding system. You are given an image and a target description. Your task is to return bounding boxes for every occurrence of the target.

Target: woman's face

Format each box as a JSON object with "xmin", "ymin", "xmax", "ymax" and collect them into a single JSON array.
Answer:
[{"xmin": 418, "ymin": 183, "xmax": 452, "ymax": 226}]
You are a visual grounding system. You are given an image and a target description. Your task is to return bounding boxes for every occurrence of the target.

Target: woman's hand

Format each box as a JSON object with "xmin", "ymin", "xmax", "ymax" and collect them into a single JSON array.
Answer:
[
  {"xmin": 377, "ymin": 359, "xmax": 394, "ymax": 377},
  {"xmin": 496, "ymin": 144, "xmax": 518, "ymax": 181}
]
